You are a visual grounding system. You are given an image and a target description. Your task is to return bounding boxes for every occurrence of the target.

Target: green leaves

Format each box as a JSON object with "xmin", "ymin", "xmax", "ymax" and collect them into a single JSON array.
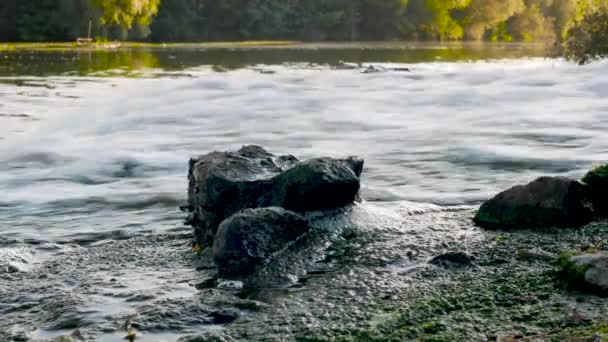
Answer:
[
  {"xmin": 562, "ymin": 2, "xmax": 608, "ymax": 62},
  {"xmin": 92, "ymin": 0, "xmax": 160, "ymax": 29},
  {"xmin": 2, "ymin": 0, "xmax": 607, "ymax": 44}
]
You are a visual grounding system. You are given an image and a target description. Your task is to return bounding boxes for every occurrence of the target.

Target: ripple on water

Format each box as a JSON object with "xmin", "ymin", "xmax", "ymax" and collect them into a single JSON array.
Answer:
[
  {"xmin": 444, "ymin": 145, "xmax": 588, "ymax": 172},
  {"xmin": 1, "ymin": 58, "xmax": 608, "ymax": 340}
]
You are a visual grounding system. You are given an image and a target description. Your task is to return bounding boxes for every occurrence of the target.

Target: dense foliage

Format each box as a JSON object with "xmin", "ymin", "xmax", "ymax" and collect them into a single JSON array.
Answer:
[
  {"xmin": 0, "ymin": 0, "xmax": 605, "ymax": 44},
  {"xmin": 563, "ymin": 3, "xmax": 608, "ymax": 64}
]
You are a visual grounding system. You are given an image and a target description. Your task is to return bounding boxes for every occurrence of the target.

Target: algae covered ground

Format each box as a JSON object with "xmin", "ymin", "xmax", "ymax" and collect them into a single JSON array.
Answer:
[
  {"xmin": 1, "ymin": 201, "xmax": 607, "ymax": 341},
  {"xmin": 177, "ymin": 205, "xmax": 608, "ymax": 341},
  {"xmin": 293, "ymin": 218, "xmax": 608, "ymax": 342}
]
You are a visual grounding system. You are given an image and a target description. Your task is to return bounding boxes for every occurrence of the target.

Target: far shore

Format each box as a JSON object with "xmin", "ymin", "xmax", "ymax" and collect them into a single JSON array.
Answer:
[{"xmin": 0, "ymin": 41, "xmax": 550, "ymax": 52}]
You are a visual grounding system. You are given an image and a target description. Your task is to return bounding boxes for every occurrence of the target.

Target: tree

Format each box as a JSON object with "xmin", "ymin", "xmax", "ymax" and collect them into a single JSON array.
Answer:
[
  {"xmin": 463, "ymin": 0, "xmax": 525, "ymax": 40},
  {"xmin": 426, "ymin": 0, "xmax": 472, "ymax": 40},
  {"xmin": 0, "ymin": 0, "xmax": 18, "ymax": 41},
  {"xmin": 93, "ymin": 0, "xmax": 160, "ymax": 31},
  {"xmin": 563, "ymin": 2, "xmax": 608, "ymax": 64},
  {"xmin": 506, "ymin": 4, "xmax": 557, "ymax": 42},
  {"xmin": 358, "ymin": 0, "xmax": 410, "ymax": 40}
]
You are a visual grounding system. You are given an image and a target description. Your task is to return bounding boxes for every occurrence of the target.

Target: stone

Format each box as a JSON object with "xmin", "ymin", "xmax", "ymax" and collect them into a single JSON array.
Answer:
[
  {"xmin": 430, "ymin": 251, "xmax": 476, "ymax": 268},
  {"xmin": 6, "ymin": 264, "xmax": 20, "ymax": 273},
  {"xmin": 474, "ymin": 176, "xmax": 594, "ymax": 229},
  {"xmin": 273, "ymin": 157, "xmax": 363, "ymax": 213},
  {"xmin": 559, "ymin": 251, "xmax": 608, "ymax": 292},
  {"xmin": 194, "ymin": 277, "xmax": 218, "ymax": 290},
  {"xmin": 213, "ymin": 207, "xmax": 310, "ymax": 274},
  {"xmin": 216, "ymin": 280, "xmax": 244, "ymax": 291},
  {"xmin": 582, "ymin": 164, "xmax": 608, "ymax": 217},
  {"xmin": 185, "ymin": 145, "xmax": 363, "ymax": 245},
  {"xmin": 207, "ymin": 310, "xmax": 239, "ymax": 325},
  {"xmin": 333, "ymin": 61, "xmax": 360, "ymax": 70}
]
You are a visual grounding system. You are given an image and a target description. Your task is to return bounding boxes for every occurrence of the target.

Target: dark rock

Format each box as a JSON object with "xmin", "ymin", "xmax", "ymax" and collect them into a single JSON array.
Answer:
[
  {"xmin": 194, "ymin": 277, "xmax": 218, "ymax": 290},
  {"xmin": 6, "ymin": 264, "xmax": 20, "ymax": 273},
  {"xmin": 361, "ymin": 65, "xmax": 384, "ymax": 74},
  {"xmin": 474, "ymin": 176, "xmax": 594, "ymax": 229},
  {"xmin": 186, "ymin": 145, "xmax": 363, "ymax": 245},
  {"xmin": 207, "ymin": 310, "xmax": 239, "ymax": 325},
  {"xmin": 430, "ymin": 251, "xmax": 476, "ymax": 268},
  {"xmin": 333, "ymin": 61, "xmax": 360, "ymax": 70},
  {"xmin": 391, "ymin": 67, "xmax": 411, "ymax": 72},
  {"xmin": 582, "ymin": 164, "xmax": 608, "ymax": 217},
  {"xmin": 273, "ymin": 157, "xmax": 363, "ymax": 212},
  {"xmin": 213, "ymin": 207, "xmax": 310, "ymax": 274}
]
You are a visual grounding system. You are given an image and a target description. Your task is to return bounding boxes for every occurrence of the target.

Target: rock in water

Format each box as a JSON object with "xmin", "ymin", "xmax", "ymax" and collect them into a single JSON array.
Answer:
[
  {"xmin": 186, "ymin": 145, "xmax": 363, "ymax": 245},
  {"xmin": 186, "ymin": 145, "xmax": 295, "ymax": 245},
  {"xmin": 474, "ymin": 176, "xmax": 594, "ymax": 229},
  {"xmin": 213, "ymin": 207, "xmax": 310, "ymax": 274},
  {"xmin": 273, "ymin": 157, "xmax": 363, "ymax": 212},
  {"xmin": 582, "ymin": 164, "xmax": 608, "ymax": 217}
]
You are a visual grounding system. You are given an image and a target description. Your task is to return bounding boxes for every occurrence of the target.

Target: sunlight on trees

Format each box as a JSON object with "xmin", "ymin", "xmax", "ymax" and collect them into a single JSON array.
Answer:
[{"xmin": 0, "ymin": 0, "xmax": 605, "ymax": 49}]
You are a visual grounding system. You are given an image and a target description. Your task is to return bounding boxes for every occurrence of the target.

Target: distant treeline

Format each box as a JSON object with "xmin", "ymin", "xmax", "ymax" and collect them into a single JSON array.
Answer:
[{"xmin": 0, "ymin": 0, "xmax": 606, "ymax": 43}]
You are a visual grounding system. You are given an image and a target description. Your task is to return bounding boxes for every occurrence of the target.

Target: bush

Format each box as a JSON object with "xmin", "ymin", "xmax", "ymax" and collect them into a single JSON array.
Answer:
[{"xmin": 563, "ymin": 9, "xmax": 608, "ymax": 64}]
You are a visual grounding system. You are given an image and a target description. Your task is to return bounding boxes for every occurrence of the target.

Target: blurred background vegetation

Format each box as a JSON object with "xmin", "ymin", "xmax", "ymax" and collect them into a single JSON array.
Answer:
[{"xmin": 0, "ymin": 0, "xmax": 606, "ymax": 61}]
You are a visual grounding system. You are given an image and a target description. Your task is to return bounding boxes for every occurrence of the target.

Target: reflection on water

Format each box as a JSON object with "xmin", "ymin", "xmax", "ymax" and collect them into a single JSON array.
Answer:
[{"xmin": 0, "ymin": 42, "xmax": 550, "ymax": 77}]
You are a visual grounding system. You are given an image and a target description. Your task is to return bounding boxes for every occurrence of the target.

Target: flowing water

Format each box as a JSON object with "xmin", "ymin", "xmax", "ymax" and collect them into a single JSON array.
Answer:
[{"xmin": 1, "ymin": 43, "xmax": 608, "ymax": 341}]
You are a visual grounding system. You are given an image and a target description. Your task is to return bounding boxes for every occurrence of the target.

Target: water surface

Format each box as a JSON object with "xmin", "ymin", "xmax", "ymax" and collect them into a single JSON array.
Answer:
[{"xmin": 1, "ymin": 43, "xmax": 607, "ymax": 341}]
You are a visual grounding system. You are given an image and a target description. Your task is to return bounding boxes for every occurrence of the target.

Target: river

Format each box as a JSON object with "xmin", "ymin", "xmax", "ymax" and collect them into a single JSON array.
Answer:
[{"xmin": 1, "ymin": 43, "xmax": 607, "ymax": 341}]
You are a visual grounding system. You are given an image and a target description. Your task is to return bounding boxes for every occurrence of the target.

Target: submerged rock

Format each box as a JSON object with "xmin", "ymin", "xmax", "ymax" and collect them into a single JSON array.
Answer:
[
  {"xmin": 186, "ymin": 145, "xmax": 363, "ymax": 245},
  {"xmin": 6, "ymin": 264, "xmax": 20, "ymax": 273},
  {"xmin": 559, "ymin": 251, "xmax": 608, "ymax": 292},
  {"xmin": 430, "ymin": 251, "xmax": 476, "ymax": 268},
  {"xmin": 582, "ymin": 164, "xmax": 608, "ymax": 217},
  {"xmin": 333, "ymin": 61, "xmax": 360, "ymax": 70},
  {"xmin": 213, "ymin": 207, "xmax": 310, "ymax": 274},
  {"xmin": 207, "ymin": 310, "xmax": 239, "ymax": 325},
  {"xmin": 194, "ymin": 277, "xmax": 218, "ymax": 290},
  {"xmin": 474, "ymin": 177, "xmax": 594, "ymax": 229}
]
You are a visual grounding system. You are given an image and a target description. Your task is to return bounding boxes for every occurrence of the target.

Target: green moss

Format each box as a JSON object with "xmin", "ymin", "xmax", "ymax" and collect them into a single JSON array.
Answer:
[
  {"xmin": 54, "ymin": 337, "xmax": 74, "ymax": 342},
  {"xmin": 549, "ymin": 321, "xmax": 608, "ymax": 341},
  {"xmin": 582, "ymin": 164, "xmax": 608, "ymax": 186},
  {"xmin": 422, "ymin": 321, "xmax": 445, "ymax": 334},
  {"xmin": 557, "ymin": 251, "xmax": 592, "ymax": 287},
  {"xmin": 295, "ymin": 222, "xmax": 608, "ymax": 341}
]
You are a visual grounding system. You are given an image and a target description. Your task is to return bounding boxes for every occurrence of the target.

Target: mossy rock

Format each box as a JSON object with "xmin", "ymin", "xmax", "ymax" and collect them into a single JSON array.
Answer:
[
  {"xmin": 474, "ymin": 177, "xmax": 594, "ymax": 229},
  {"xmin": 557, "ymin": 251, "xmax": 608, "ymax": 293},
  {"xmin": 557, "ymin": 251, "xmax": 592, "ymax": 287},
  {"xmin": 582, "ymin": 164, "xmax": 608, "ymax": 217}
]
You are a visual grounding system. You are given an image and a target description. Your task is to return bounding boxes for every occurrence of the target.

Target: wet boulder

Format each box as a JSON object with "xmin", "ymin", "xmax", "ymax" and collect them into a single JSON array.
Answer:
[
  {"xmin": 474, "ymin": 176, "xmax": 594, "ymax": 229},
  {"xmin": 185, "ymin": 145, "xmax": 297, "ymax": 245},
  {"xmin": 185, "ymin": 145, "xmax": 363, "ymax": 246},
  {"xmin": 273, "ymin": 157, "xmax": 363, "ymax": 213},
  {"xmin": 582, "ymin": 164, "xmax": 608, "ymax": 217},
  {"xmin": 213, "ymin": 207, "xmax": 310, "ymax": 274},
  {"xmin": 558, "ymin": 251, "xmax": 608, "ymax": 293}
]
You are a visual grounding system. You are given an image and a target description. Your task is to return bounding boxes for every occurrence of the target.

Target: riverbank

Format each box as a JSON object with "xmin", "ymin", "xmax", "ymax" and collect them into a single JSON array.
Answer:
[
  {"xmin": 0, "ymin": 41, "xmax": 300, "ymax": 52},
  {"xmin": 4, "ymin": 205, "xmax": 606, "ymax": 341},
  {"xmin": 0, "ymin": 41, "xmax": 550, "ymax": 52},
  {"xmin": 294, "ymin": 218, "xmax": 608, "ymax": 341}
]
